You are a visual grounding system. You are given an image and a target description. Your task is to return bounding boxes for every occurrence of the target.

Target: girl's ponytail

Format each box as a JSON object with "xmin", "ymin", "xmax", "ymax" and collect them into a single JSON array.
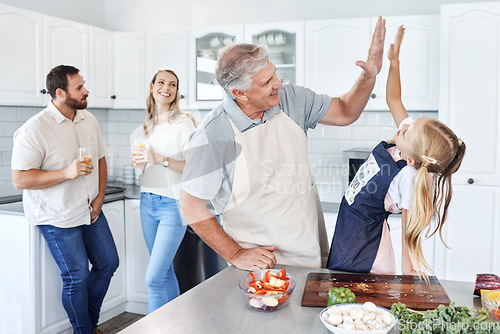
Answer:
[{"xmin": 406, "ymin": 162, "xmax": 435, "ymax": 275}]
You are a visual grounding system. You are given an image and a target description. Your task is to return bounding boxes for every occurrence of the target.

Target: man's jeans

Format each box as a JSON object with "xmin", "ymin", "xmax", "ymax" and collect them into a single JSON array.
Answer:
[{"xmin": 38, "ymin": 212, "xmax": 119, "ymax": 334}]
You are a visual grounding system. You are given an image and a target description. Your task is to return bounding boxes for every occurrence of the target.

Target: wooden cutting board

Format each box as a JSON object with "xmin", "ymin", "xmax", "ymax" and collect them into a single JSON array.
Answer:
[{"xmin": 301, "ymin": 273, "xmax": 450, "ymax": 310}]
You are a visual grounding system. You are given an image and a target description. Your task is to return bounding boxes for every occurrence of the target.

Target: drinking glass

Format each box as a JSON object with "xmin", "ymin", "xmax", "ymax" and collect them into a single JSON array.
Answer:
[{"xmin": 79, "ymin": 147, "xmax": 92, "ymax": 166}]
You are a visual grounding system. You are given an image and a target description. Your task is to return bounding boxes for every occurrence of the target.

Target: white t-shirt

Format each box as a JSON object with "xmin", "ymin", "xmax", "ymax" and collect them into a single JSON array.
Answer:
[
  {"xmin": 130, "ymin": 115, "xmax": 195, "ymax": 200},
  {"xmin": 11, "ymin": 102, "xmax": 108, "ymax": 227},
  {"xmin": 387, "ymin": 117, "xmax": 417, "ymax": 210}
]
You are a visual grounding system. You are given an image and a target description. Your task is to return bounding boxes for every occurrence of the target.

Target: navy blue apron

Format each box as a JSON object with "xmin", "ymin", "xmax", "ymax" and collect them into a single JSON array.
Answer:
[{"xmin": 327, "ymin": 141, "xmax": 407, "ymax": 272}]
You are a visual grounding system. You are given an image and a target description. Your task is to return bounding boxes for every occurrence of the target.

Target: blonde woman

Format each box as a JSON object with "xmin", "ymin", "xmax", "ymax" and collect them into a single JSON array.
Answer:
[
  {"xmin": 130, "ymin": 68, "xmax": 196, "ymax": 313},
  {"xmin": 327, "ymin": 26, "xmax": 466, "ymax": 278}
]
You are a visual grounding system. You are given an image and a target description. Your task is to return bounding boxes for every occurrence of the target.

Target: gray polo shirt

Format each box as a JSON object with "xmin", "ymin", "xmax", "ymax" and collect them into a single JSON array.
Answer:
[{"xmin": 181, "ymin": 83, "xmax": 332, "ymax": 214}]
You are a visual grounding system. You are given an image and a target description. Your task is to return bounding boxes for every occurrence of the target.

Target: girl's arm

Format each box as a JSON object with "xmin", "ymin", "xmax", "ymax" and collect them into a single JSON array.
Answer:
[
  {"xmin": 386, "ymin": 25, "xmax": 409, "ymax": 128},
  {"xmin": 401, "ymin": 209, "xmax": 418, "ymax": 275}
]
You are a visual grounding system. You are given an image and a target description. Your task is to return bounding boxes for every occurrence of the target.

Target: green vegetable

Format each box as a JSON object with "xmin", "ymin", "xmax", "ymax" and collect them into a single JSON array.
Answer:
[
  {"xmin": 391, "ymin": 302, "xmax": 497, "ymax": 334},
  {"xmin": 327, "ymin": 287, "xmax": 356, "ymax": 306}
]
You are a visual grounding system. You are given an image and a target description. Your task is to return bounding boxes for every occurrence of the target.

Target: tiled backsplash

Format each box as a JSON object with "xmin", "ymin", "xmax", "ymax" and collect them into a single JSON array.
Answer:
[{"xmin": 0, "ymin": 105, "xmax": 436, "ymax": 201}]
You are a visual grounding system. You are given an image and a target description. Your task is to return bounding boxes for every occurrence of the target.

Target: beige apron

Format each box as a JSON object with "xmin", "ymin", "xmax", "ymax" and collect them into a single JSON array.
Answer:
[{"xmin": 221, "ymin": 111, "xmax": 328, "ymax": 267}]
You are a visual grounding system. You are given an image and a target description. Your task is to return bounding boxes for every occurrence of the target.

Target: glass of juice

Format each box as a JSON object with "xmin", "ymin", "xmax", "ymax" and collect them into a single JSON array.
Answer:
[{"xmin": 79, "ymin": 146, "xmax": 93, "ymax": 166}]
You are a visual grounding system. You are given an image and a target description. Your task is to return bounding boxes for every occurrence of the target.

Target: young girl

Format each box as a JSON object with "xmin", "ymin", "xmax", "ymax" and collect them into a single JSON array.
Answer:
[
  {"xmin": 327, "ymin": 26, "xmax": 466, "ymax": 277},
  {"xmin": 130, "ymin": 68, "xmax": 196, "ymax": 313}
]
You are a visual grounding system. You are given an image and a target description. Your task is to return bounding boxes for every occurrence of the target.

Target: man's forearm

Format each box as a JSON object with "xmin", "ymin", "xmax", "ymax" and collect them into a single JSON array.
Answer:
[
  {"xmin": 339, "ymin": 71, "xmax": 376, "ymax": 122},
  {"xmin": 12, "ymin": 168, "xmax": 68, "ymax": 190},
  {"xmin": 189, "ymin": 217, "xmax": 243, "ymax": 265}
]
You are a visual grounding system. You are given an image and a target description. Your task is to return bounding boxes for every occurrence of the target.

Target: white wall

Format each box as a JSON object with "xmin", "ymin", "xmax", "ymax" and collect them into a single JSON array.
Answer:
[
  {"xmin": 0, "ymin": 0, "xmax": 106, "ymax": 28},
  {"xmin": 104, "ymin": 0, "xmax": 491, "ymax": 32}
]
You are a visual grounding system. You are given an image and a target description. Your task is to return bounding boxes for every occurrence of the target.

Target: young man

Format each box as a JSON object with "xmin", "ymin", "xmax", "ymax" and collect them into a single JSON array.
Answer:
[{"xmin": 11, "ymin": 65, "xmax": 119, "ymax": 334}]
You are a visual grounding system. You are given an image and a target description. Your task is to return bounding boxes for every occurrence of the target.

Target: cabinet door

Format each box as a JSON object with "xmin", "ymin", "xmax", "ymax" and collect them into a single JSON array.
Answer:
[
  {"xmin": 44, "ymin": 16, "xmax": 89, "ymax": 83},
  {"xmin": 113, "ymin": 32, "xmax": 146, "ymax": 109},
  {"xmin": 437, "ymin": 2, "xmax": 500, "ymax": 282},
  {"xmin": 305, "ymin": 18, "xmax": 371, "ymax": 98},
  {"xmin": 88, "ymin": 26, "xmax": 114, "ymax": 108},
  {"xmin": 0, "ymin": 3, "xmax": 46, "ymax": 106},
  {"xmin": 146, "ymin": 30, "xmax": 188, "ymax": 108},
  {"xmin": 244, "ymin": 21, "xmax": 304, "ymax": 86},
  {"xmin": 101, "ymin": 201, "xmax": 127, "ymax": 311},
  {"xmin": 124, "ymin": 199, "xmax": 148, "ymax": 314},
  {"xmin": 370, "ymin": 15, "xmax": 439, "ymax": 110},
  {"xmin": 188, "ymin": 25, "xmax": 244, "ymax": 109}
]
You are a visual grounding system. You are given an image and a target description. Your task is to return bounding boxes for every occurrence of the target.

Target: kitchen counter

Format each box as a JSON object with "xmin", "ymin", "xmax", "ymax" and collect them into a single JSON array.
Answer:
[{"xmin": 119, "ymin": 265, "xmax": 481, "ymax": 334}]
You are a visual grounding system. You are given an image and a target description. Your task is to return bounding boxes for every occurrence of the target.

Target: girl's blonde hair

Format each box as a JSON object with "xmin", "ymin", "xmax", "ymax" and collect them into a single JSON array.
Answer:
[
  {"xmin": 405, "ymin": 118, "xmax": 466, "ymax": 277},
  {"xmin": 143, "ymin": 68, "xmax": 196, "ymax": 136}
]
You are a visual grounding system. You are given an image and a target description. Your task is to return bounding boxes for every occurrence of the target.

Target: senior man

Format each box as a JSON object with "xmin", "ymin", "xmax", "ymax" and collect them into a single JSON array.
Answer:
[{"xmin": 180, "ymin": 17, "xmax": 387, "ymax": 271}]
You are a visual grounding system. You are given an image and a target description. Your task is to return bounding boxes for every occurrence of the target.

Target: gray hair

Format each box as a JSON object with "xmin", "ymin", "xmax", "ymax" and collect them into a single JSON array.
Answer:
[{"xmin": 215, "ymin": 43, "xmax": 269, "ymax": 99}]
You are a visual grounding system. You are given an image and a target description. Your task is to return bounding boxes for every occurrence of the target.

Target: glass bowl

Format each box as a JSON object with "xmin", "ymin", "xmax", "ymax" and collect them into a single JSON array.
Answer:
[
  {"xmin": 481, "ymin": 290, "xmax": 500, "ymax": 322},
  {"xmin": 238, "ymin": 269, "xmax": 296, "ymax": 312}
]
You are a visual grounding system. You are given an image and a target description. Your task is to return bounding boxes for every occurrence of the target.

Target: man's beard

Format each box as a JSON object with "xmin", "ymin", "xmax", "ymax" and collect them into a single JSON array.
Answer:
[{"xmin": 65, "ymin": 94, "xmax": 88, "ymax": 110}]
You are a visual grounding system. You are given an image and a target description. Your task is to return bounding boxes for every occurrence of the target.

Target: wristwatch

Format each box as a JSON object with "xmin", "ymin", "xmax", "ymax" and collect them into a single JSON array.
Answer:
[{"xmin": 162, "ymin": 157, "xmax": 170, "ymax": 168}]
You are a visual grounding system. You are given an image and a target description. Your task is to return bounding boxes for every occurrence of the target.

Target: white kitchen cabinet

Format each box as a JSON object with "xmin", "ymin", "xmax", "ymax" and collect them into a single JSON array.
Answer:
[
  {"xmin": 305, "ymin": 15, "xmax": 439, "ymax": 111},
  {"xmin": 44, "ymin": 15, "xmax": 89, "ymax": 86},
  {"xmin": 305, "ymin": 18, "xmax": 371, "ymax": 99},
  {"xmin": 124, "ymin": 199, "xmax": 148, "ymax": 314},
  {"xmin": 188, "ymin": 25, "xmax": 244, "ymax": 109},
  {"xmin": 244, "ymin": 21, "xmax": 305, "ymax": 86},
  {"xmin": 437, "ymin": 2, "xmax": 500, "ymax": 282},
  {"xmin": 0, "ymin": 3, "xmax": 46, "ymax": 106},
  {"xmin": 323, "ymin": 212, "xmax": 338, "ymax": 246},
  {"xmin": 101, "ymin": 201, "xmax": 127, "ymax": 314},
  {"xmin": 370, "ymin": 15, "xmax": 440, "ymax": 110},
  {"xmin": 113, "ymin": 32, "xmax": 146, "ymax": 109},
  {"xmin": 146, "ymin": 30, "xmax": 188, "ymax": 108},
  {"xmin": 88, "ymin": 26, "xmax": 115, "ymax": 108}
]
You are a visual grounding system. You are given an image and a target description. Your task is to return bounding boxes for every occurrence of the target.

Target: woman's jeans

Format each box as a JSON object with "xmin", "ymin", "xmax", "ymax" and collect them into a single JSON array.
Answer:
[
  {"xmin": 140, "ymin": 192, "xmax": 187, "ymax": 313},
  {"xmin": 38, "ymin": 212, "xmax": 119, "ymax": 334}
]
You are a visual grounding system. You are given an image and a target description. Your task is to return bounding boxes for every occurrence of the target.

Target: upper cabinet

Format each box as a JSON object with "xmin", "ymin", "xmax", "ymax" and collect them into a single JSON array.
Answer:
[
  {"xmin": 244, "ymin": 21, "xmax": 305, "ymax": 86},
  {"xmin": 435, "ymin": 2, "xmax": 500, "ymax": 282},
  {"xmin": 188, "ymin": 25, "xmax": 244, "ymax": 109},
  {"xmin": 370, "ymin": 15, "xmax": 439, "ymax": 110},
  {"xmin": 44, "ymin": 16, "xmax": 89, "ymax": 85},
  {"xmin": 145, "ymin": 30, "xmax": 188, "ymax": 108},
  {"xmin": 305, "ymin": 15, "xmax": 439, "ymax": 111},
  {"xmin": 305, "ymin": 18, "xmax": 371, "ymax": 99},
  {"xmin": 113, "ymin": 32, "xmax": 146, "ymax": 109},
  {"xmin": 0, "ymin": 3, "xmax": 45, "ymax": 106},
  {"xmin": 88, "ymin": 26, "xmax": 114, "ymax": 108}
]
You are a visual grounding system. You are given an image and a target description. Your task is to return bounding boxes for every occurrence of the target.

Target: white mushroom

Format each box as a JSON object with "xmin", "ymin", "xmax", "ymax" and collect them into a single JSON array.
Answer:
[
  {"xmin": 342, "ymin": 315, "xmax": 354, "ymax": 323},
  {"xmin": 354, "ymin": 319, "xmax": 368, "ymax": 330},
  {"xmin": 339, "ymin": 322, "xmax": 355, "ymax": 330},
  {"xmin": 362, "ymin": 301, "xmax": 377, "ymax": 313},
  {"xmin": 362, "ymin": 311, "xmax": 376, "ymax": 324},
  {"xmin": 349, "ymin": 306, "xmax": 364, "ymax": 320},
  {"xmin": 327, "ymin": 312, "xmax": 343, "ymax": 326}
]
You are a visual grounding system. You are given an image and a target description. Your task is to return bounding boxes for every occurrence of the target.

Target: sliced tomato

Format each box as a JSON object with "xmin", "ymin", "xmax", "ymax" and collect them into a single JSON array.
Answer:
[{"xmin": 492, "ymin": 308, "xmax": 500, "ymax": 320}]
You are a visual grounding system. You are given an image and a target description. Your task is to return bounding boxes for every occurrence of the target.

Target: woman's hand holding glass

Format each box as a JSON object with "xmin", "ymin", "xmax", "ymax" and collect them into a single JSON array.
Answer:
[{"xmin": 131, "ymin": 139, "xmax": 148, "ymax": 170}]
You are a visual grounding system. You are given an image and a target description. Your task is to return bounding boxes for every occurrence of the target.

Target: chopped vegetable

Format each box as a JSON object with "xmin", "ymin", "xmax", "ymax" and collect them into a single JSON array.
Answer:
[
  {"xmin": 327, "ymin": 287, "xmax": 356, "ymax": 306},
  {"xmin": 391, "ymin": 302, "xmax": 496, "ymax": 334},
  {"xmin": 246, "ymin": 269, "xmax": 290, "ymax": 296},
  {"xmin": 474, "ymin": 273, "xmax": 500, "ymax": 296}
]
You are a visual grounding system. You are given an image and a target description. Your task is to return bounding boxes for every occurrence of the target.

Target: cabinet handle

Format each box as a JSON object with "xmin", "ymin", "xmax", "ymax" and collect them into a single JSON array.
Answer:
[
  {"xmin": 110, "ymin": 95, "xmax": 116, "ymax": 99},
  {"xmin": 40, "ymin": 89, "xmax": 47, "ymax": 94},
  {"xmin": 180, "ymin": 94, "xmax": 185, "ymax": 100},
  {"xmin": 468, "ymin": 178, "xmax": 474, "ymax": 184},
  {"xmin": 370, "ymin": 93, "xmax": 376, "ymax": 98}
]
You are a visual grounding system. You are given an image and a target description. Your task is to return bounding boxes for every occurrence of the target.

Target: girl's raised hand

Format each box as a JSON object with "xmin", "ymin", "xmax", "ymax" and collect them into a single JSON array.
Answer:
[{"xmin": 388, "ymin": 25, "xmax": 405, "ymax": 62}]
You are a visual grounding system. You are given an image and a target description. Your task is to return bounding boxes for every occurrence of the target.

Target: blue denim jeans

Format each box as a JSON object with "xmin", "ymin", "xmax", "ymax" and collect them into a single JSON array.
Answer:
[
  {"xmin": 38, "ymin": 212, "xmax": 119, "ymax": 334},
  {"xmin": 140, "ymin": 192, "xmax": 187, "ymax": 313}
]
